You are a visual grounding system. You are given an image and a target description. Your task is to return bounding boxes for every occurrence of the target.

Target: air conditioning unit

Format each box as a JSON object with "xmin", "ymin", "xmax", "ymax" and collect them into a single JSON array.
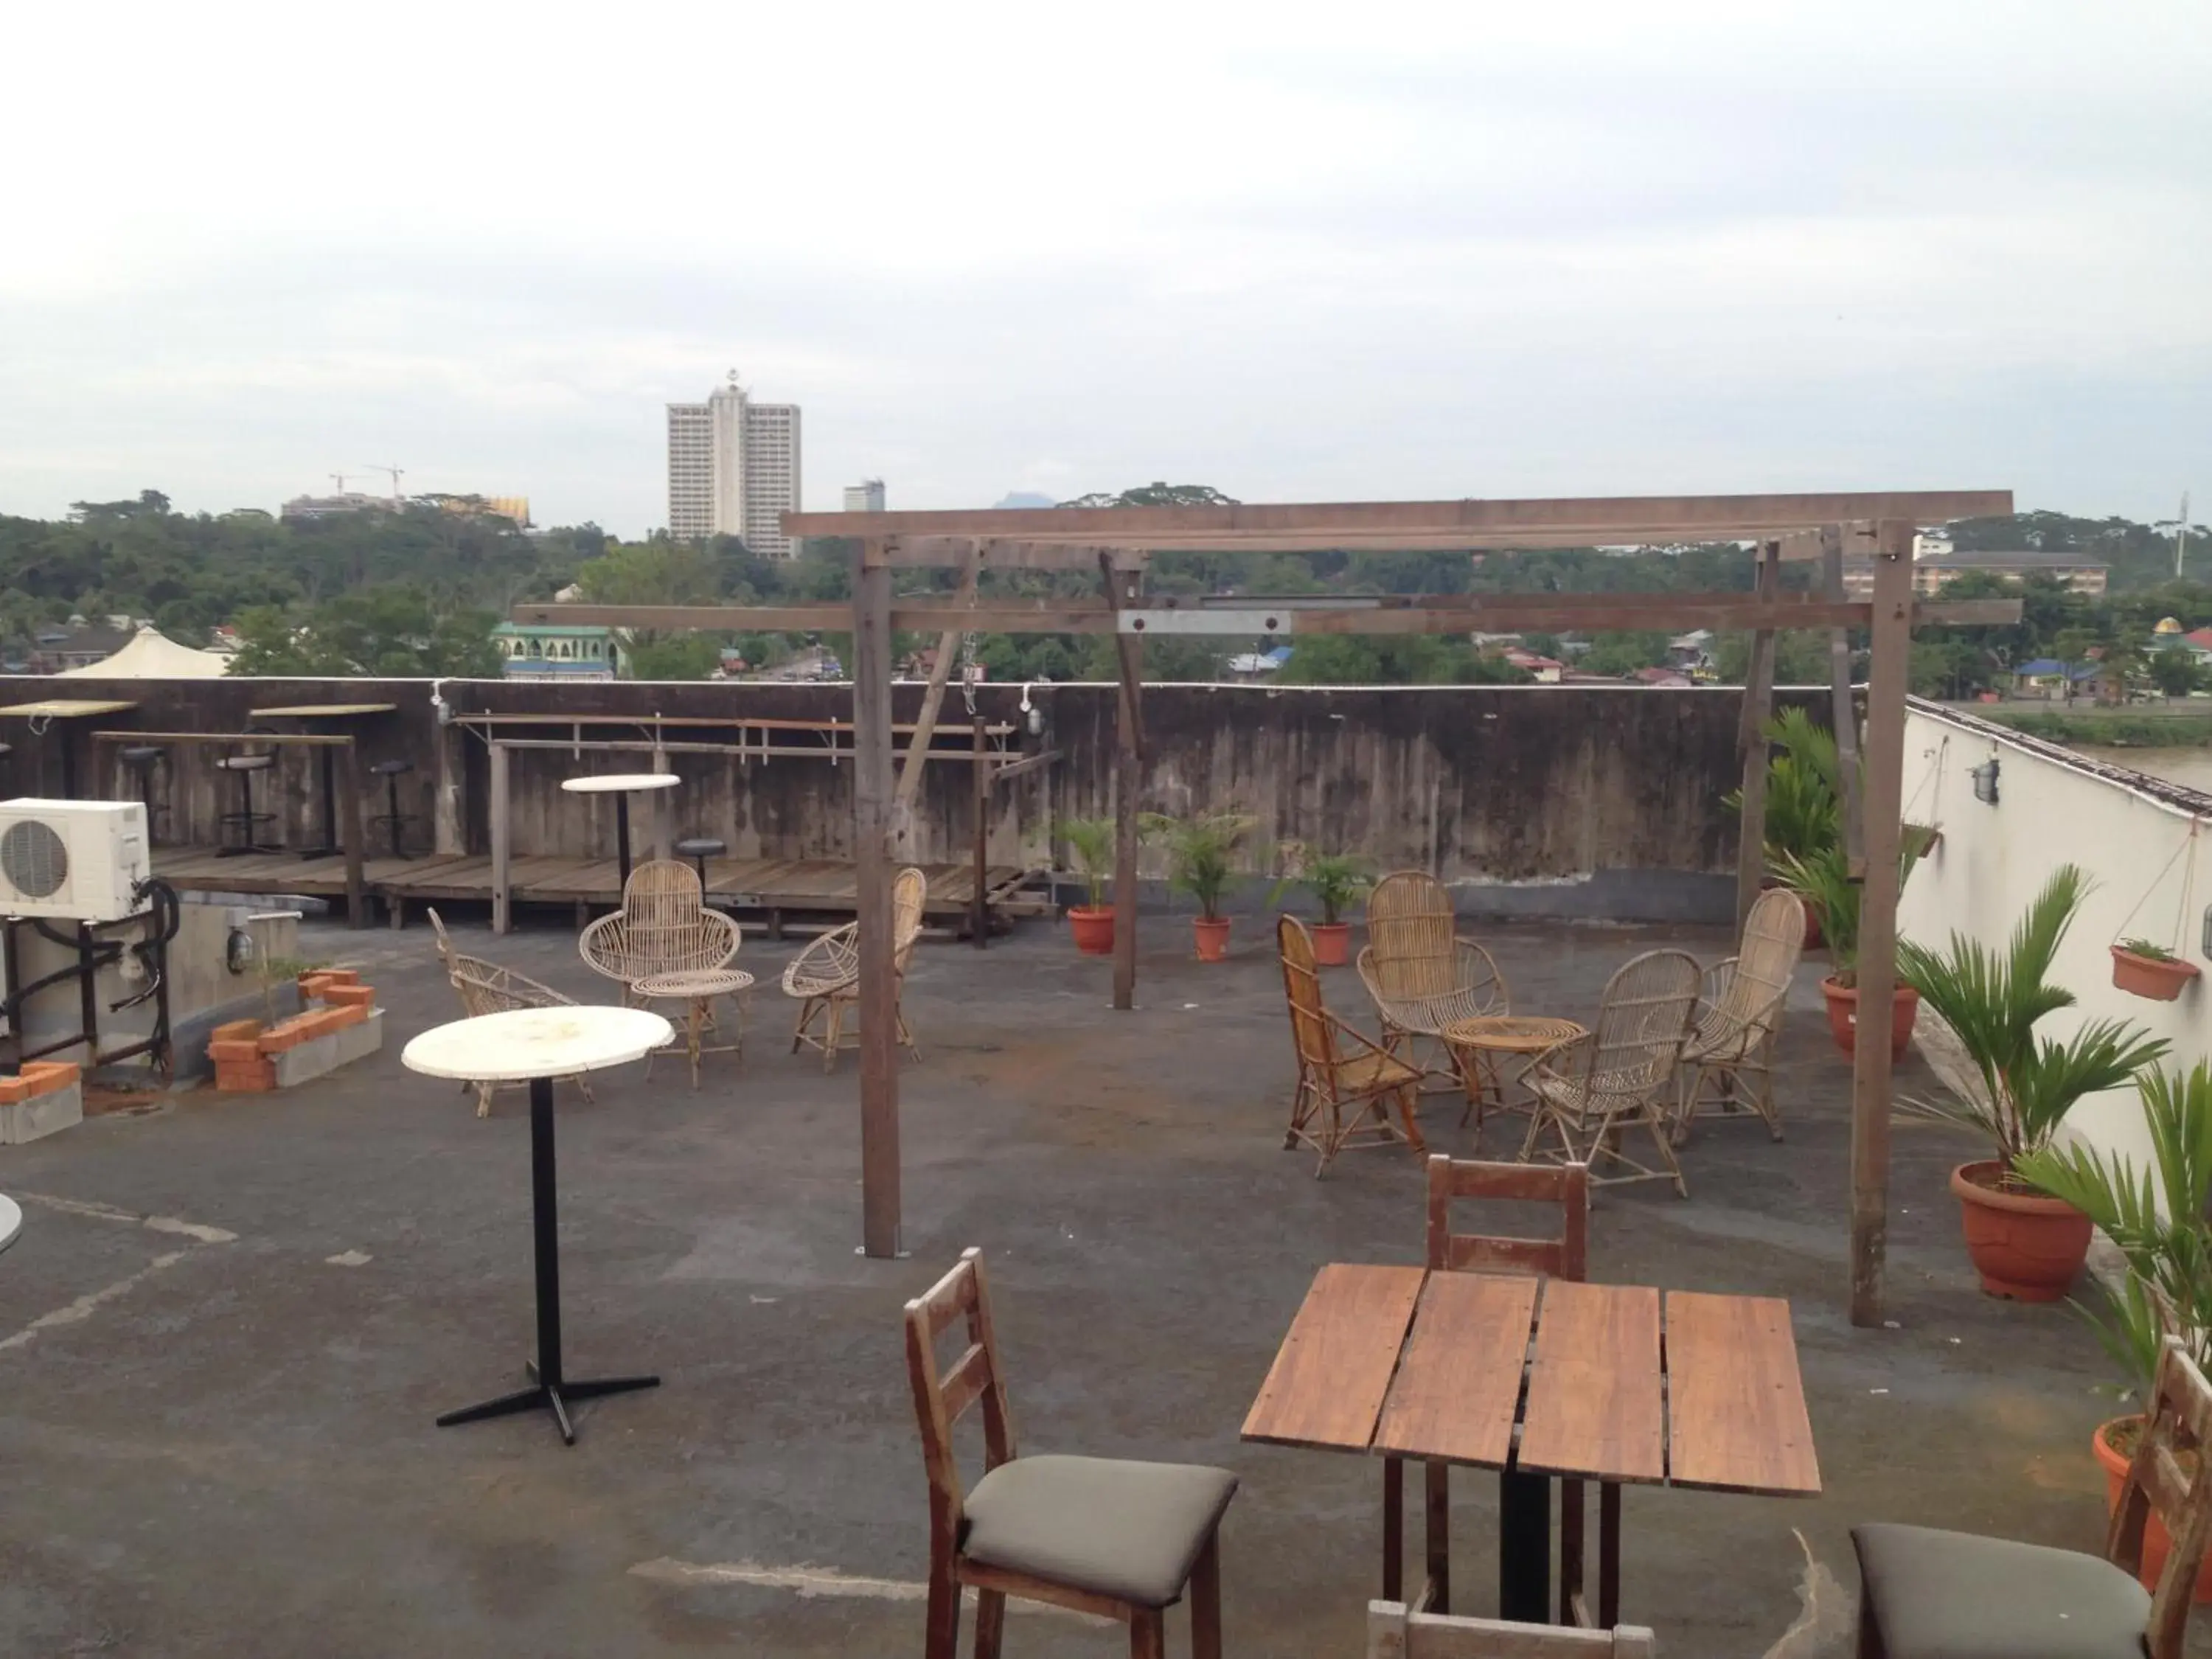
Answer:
[{"xmin": 0, "ymin": 800, "xmax": 149, "ymax": 923}]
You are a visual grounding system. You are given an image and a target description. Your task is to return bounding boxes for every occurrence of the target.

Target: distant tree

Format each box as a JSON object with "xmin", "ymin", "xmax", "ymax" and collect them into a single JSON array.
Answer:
[
  {"xmin": 2148, "ymin": 650, "xmax": 2204, "ymax": 700},
  {"xmin": 625, "ymin": 635, "xmax": 724, "ymax": 681},
  {"xmin": 1057, "ymin": 482, "xmax": 1239, "ymax": 509},
  {"xmin": 226, "ymin": 587, "xmax": 498, "ymax": 677},
  {"xmin": 1581, "ymin": 632, "xmax": 1672, "ymax": 676}
]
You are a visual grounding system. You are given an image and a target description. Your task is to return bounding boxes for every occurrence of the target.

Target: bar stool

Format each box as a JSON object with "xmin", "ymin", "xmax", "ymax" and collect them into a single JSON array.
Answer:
[
  {"xmin": 216, "ymin": 751, "xmax": 279, "ymax": 857},
  {"xmin": 119, "ymin": 745, "xmax": 166, "ymax": 838},
  {"xmin": 371, "ymin": 759, "xmax": 417, "ymax": 858},
  {"xmin": 675, "ymin": 835, "xmax": 726, "ymax": 890}
]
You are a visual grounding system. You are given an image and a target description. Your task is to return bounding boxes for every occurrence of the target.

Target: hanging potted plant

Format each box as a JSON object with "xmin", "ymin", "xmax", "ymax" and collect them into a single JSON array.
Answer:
[
  {"xmin": 1267, "ymin": 848, "xmax": 1373, "ymax": 967},
  {"xmin": 1143, "ymin": 811, "xmax": 1253, "ymax": 962},
  {"xmin": 1774, "ymin": 830, "xmax": 1932, "ymax": 1061},
  {"xmin": 1058, "ymin": 818, "xmax": 1119, "ymax": 957},
  {"xmin": 1901, "ymin": 863, "xmax": 2168, "ymax": 1301},
  {"xmin": 2017, "ymin": 1061, "xmax": 2212, "ymax": 1600},
  {"xmin": 2111, "ymin": 938, "xmax": 2202, "ymax": 1002}
]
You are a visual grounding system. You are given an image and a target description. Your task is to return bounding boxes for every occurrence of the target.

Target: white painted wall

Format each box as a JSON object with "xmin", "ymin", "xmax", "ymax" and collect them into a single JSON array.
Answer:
[{"xmin": 1896, "ymin": 702, "xmax": 2212, "ymax": 1172}]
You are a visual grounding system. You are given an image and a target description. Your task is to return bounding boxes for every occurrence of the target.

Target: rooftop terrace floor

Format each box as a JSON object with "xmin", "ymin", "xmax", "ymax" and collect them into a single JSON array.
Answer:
[{"xmin": 0, "ymin": 911, "xmax": 2171, "ymax": 1656}]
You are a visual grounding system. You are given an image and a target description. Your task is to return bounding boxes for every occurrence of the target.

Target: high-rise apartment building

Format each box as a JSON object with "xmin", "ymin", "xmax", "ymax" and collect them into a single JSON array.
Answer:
[
  {"xmin": 665, "ymin": 372, "xmax": 803, "ymax": 555},
  {"xmin": 844, "ymin": 479, "xmax": 886, "ymax": 513}
]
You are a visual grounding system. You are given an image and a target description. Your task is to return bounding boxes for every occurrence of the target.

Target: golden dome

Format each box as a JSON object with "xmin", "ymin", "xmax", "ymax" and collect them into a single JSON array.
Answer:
[{"xmin": 2157, "ymin": 616, "xmax": 2183, "ymax": 633}]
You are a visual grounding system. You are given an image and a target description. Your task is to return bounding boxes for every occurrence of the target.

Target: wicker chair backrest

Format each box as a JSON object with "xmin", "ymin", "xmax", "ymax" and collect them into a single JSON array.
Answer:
[
  {"xmin": 1364, "ymin": 870, "xmax": 1460, "ymax": 1003},
  {"xmin": 1278, "ymin": 914, "xmax": 1341, "ymax": 1076}
]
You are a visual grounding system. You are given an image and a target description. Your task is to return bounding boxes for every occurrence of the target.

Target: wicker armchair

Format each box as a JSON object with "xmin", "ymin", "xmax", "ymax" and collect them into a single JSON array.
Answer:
[
  {"xmin": 1520, "ymin": 948, "xmax": 1701, "ymax": 1196},
  {"xmin": 782, "ymin": 867, "xmax": 927, "ymax": 1072},
  {"xmin": 1280, "ymin": 914, "xmax": 1426, "ymax": 1176},
  {"xmin": 578, "ymin": 860, "xmax": 741, "ymax": 1004},
  {"xmin": 1677, "ymin": 888, "xmax": 1805, "ymax": 1143},
  {"xmin": 426, "ymin": 906, "xmax": 597, "ymax": 1117},
  {"xmin": 1356, "ymin": 871, "xmax": 1509, "ymax": 1081}
]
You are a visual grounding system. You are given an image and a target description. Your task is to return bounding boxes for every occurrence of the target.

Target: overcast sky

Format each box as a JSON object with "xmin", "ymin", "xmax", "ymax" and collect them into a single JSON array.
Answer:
[{"xmin": 4, "ymin": 2, "xmax": 2206, "ymax": 535}]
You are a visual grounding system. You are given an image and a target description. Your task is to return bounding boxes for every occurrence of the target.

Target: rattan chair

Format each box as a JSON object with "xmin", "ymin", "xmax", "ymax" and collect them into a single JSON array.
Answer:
[
  {"xmin": 1520, "ymin": 949, "xmax": 1701, "ymax": 1195},
  {"xmin": 1357, "ymin": 871, "xmax": 1509, "ymax": 1087},
  {"xmin": 783, "ymin": 866, "xmax": 926, "ymax": 1072},
  {"xmin": 577, "ymin": 860, "xmax": 741, "ymax": 1005},
  {"xmin": 1280, "ymin": 914, "xmax": 1426, "ymax": 1177},
  {"xmin": 427, "ymin": 907, "xmax": 596, "ymax": 1118},
  {"xmin": 1676, "ymin": 888, "xmax": 1805, "ymax": 1143}
]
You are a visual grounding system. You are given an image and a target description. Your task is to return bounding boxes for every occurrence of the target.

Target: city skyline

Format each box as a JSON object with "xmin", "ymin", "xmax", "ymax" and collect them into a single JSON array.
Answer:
[{"xmin": 1, "ymin": 7, "xmax": 2205, "ymax": 536}]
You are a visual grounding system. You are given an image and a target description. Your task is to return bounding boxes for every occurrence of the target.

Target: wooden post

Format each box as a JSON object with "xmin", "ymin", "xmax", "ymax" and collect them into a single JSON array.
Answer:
[
  {"xmin": 853, "ymin": 538, "xmax": 903, "ymax": 1259},
  {"xmin": 490, "ymin": 742, "xmax": 512, "ymax": 936},
  {"xmin": 1823, "ymin": 525, "xmax": 1867, "ymax": 874},
  {"xmin": 336, "ymin": 737, "xmax": 367, "ymax": 930},
  {"xmin": 1103, "ymin": 559, "xmax": 1146, "ymax": 1012},
  {"xmin": 1848, "ymin": 519, "xmax": 1915, "ymax": 1326},
  {"xmin": 1734, "ymin": 541, "xmax": 1781, "ymax": 936},
  {"xmin": 971, "ymin": 714, "xmax": 989, "ymax": 948}
]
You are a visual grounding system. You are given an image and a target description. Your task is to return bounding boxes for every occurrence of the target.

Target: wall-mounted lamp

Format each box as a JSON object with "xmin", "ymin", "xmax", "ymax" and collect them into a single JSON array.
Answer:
[{"xmin": 1969, "ymin": 756, "xmax": 2000, "ymax": 805}]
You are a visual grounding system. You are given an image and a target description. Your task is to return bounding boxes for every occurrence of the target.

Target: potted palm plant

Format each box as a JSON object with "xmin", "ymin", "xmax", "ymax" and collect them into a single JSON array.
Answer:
[
  {"xmin": 1902, "ymin": 863, "xmax": 2169, "ymax": 1300},
  {"xmin": 1143, "ymin": 811, "xmax": 1253, "ymax": 961},
  {"xmin": 2111, "ymin": 938, "xmax": 2202, "ymax": 1002},
  {"xmin": 2017, "ymin": 1061, "xmax": 2212, "ymax": 1600},
  {"xmin": 1267, "ymin": 847, "xmax": 1373, "ymax": 967},
  {"xmin": 1773, "ymin": 830, "xmax": 1932, "ymax": 1060},
  {"xmin": 1728, "ymin": 707, "xmax": 1842, "ymax": 947},
  {"xmin": 1059, "ymin": 817, "xmax": 1118, "ymax": 956}
]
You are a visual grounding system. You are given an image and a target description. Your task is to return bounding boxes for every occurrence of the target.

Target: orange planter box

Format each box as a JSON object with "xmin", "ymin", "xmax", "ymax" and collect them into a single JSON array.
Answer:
[
  {"xmin": 215, "ymin": 1059, "xmax": 276, "ymax": 1093},
  {"xmin": 20, "ymin": 1061, "xmax": 80, "ymax": 1096},
  {"xmin": 212, "ymin": 1018, "xmax": 262, "ymax": 1045},
  {"xmin": 324, "ymin": 1003, "xmax": 368, "ymax": 1031},
  {"xmin": 208, "ymin": 1038, "xmax": 262, "ymax": 1065},
  {"xmin": 321, "ymin": 984, "xmax": 376, "ymax": 1010},
  {"xmin": 257, "ymin": 1019, "xmax": 313, "ymax": 1054}
]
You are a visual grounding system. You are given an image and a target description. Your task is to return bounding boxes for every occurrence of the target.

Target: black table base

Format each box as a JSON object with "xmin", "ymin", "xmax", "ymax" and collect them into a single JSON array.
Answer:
[{"xmin": 437, "ymin": 1074, "xmax": 658, "ymax": 1446}]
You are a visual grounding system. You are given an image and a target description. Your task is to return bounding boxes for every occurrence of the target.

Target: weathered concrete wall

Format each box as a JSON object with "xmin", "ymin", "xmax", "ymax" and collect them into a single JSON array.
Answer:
[{"xmin": 10, "ymin": 675, "xmax": 1811, "ymax": 918}]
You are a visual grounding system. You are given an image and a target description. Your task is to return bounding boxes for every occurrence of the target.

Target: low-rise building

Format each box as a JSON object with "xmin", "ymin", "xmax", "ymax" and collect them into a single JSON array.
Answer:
[
  {"xmin": 1840, "ymin": 547, "xmax": 2110, "ymax": 598},
  {"xmin": 490, "ymin": 622, "xmax": 622, "ymax": 681}
]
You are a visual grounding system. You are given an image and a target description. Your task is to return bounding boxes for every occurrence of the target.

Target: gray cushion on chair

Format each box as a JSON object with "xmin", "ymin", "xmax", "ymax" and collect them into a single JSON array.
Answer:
[
  {"xmin": 960, "ymin": 1454, "xmax": 1237, "ymax": 1609},
  {"xmin": 1852, "ymin": 1523, "xmax": 2150, "ymax": 1659}
]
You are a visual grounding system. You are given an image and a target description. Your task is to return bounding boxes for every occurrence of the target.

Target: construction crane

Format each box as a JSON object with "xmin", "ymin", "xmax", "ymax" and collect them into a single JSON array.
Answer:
[{"xmin": 364, "ymin": 463, "xmax": 405, "ymax": 501}]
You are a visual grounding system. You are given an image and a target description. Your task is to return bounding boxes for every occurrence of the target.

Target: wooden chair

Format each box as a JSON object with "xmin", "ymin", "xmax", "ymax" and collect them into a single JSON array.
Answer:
[
  {"xmin": 1357, "ymin": 872, "xmax": 1509, "ymax": 1085},
  {"xmin": 1368, "ymin": 1600, "xmax": 1654, "ymax": 1658},
  {"xmin": 1394, "ymin": 1160, "xmax": 1613, "ymax": 1628},
  {"xmin": 578, "ymin": 860, "xmax": 741, "ymax": 1005},
  {"xmin": 905, "ymin": 1248, "xmax": 1237, "ymax": 1659},
  {"xmin": 1853, "ymin": 1335, "xmax": 2212, "ymax": 1659},
  {"xmin": 1676, "ymin": 888, "xmax": 1804, "ymax": 1143},
  {"xmin": 783, "ymin": 866, "xmax": 927, "ymax": 1072},
  {"xmin": 1280, "ymin": 914, "xmax": 1427, "ymax": 1177},
  {"xmin": 1520, "ymin": 950, "xmax": 1701, "ymax": 1196},
  {"xmin": 427, "ymin": 907, "xmax": 595, "ymax": 1118}
]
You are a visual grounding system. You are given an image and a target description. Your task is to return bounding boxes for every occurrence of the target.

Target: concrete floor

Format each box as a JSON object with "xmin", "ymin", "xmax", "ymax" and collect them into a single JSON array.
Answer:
[{"xmin": 0, "ymin": 910, "xmax": 2163, "ymax": 1657}]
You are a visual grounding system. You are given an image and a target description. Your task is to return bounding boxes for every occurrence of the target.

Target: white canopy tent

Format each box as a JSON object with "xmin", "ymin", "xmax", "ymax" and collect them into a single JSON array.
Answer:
[{"xmin": 58, "ymin": 625, "xmax": 229, "ymax": 680}]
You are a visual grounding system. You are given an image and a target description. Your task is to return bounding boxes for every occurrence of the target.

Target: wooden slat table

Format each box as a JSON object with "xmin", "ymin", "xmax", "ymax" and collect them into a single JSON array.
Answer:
[{"xmin": 1243, "ymin": 1267, "xmax": 1820, "ymax": 1626}]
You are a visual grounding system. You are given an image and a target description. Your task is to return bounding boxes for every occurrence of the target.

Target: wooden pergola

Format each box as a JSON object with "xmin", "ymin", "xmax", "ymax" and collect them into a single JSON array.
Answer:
[{"xmin": 524, "ymin": 488, "xmax": 2018, "ymax": 1325}]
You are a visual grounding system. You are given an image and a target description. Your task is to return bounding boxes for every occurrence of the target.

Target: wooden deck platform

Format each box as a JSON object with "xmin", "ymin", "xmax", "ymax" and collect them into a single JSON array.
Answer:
[{"xmin": 150, "ymin": 847, "xmax": 1042, "ymax": 931}]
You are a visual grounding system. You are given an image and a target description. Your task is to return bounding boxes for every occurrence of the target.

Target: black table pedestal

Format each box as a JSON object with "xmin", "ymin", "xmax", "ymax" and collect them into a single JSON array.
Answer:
[
  {"xmin": 1498, "ymin": 1468, "xmax": 1551, "ymax": 1622},
  {"xmin": 437, "ymin": 1074, "xmax": 658, "ymax": 1445},
  {"xmin": 614, "ymin": 796, "xmax": 633, "ymax": 888}
]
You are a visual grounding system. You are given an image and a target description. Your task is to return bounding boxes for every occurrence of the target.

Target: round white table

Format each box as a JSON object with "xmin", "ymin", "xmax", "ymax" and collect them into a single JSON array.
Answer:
[
  {"xmin": 560, "ymin": 773, "xmax": 680, "ymax": 889},
  {"xmin": 403, "ymin": 1006, "xmax": 672, "ymax": 1445},
  {"xmin": 0, "ymin": 1193, "xmax": 21, "ymax": 1257}
]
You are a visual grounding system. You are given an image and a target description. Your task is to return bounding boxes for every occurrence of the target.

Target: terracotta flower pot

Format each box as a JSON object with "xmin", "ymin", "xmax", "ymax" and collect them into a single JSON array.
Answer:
[
  {"xmin": 1310, "ymin": 921, "xmax": 1352, "ymax": 967},
  {"xmin": 1818, "ymin": 976, "xmax": 1919, "ymax": 1062},
  {"xmin": 1192, "ymin": 916, "xmax": 1231, "ymax": 962},
  {"xmin": 2093, "ymin": 1416, "xmax": 2212, "ymax": 1602},
  {"xmin": 1067, "ymin": 905, "xmax": 1115, "ymax": 957},
  {"xmin": 2111, "ymin": 945, "xmax": 2201, "ymax": 1003},
  {"xmin": 1950, "ymin": 1160, "xmax": 2093, "ymax": 1301}
]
